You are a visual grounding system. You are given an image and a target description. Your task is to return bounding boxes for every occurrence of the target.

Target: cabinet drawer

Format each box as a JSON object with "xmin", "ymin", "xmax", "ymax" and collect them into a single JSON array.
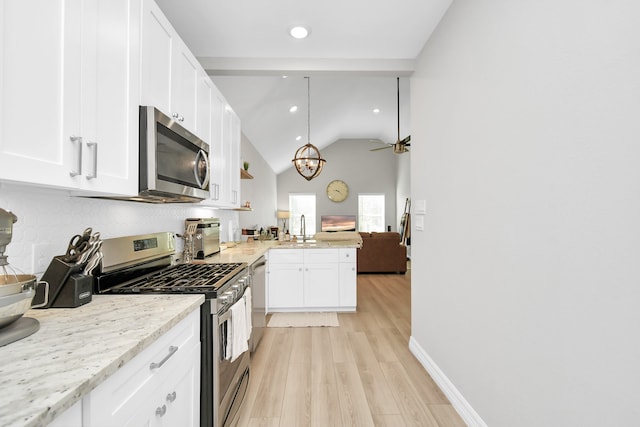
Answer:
[
  {"xmin": 339, "ymin": 248, "xmax": 356, "ymax": 263},
  {"xmin": 304, "ymin": 249, "xmax": 339, "ymax": 264},
  {"xmin": 268, "ymin": 249, "xmax": 304, "ymax": 264},
  {"xmin": 85, "ymin": 309, "xmax": 200, "ymax": 424}
]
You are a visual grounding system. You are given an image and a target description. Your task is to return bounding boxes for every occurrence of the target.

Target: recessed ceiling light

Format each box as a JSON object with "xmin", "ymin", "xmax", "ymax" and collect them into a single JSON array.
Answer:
[
  {"xmin": 296, "ymin": 136, "xmax": 302, "ymax": 141},
  {"xmin": 282, "ymin": 75, "xmax": 288, "ymax": 79},
  {"xmin": 289, "ymin": 105, "xmax": 298, "ymax": 113},
  {"xmin": 373, "ymin": 108, "xmax": 381, "ymax": 114},
  {"xmin": 290, "ymin": 26, "xmax": 309, "ymax": 39}
]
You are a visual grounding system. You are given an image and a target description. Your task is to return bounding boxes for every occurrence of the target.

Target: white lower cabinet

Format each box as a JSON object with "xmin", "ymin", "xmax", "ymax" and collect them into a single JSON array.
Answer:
[
  {"xmin": 81, "ymin": 310, "xmax": 200, "ymax": 427},
  {"xmin": 267, "ymin": 248, "xmax": 357, "ymax": 312},
  {"xmin": 339, "ymin": 248, "xmax": 357, "ymax": 308},
  {"xmin": 48, "ymin": 400, "xmax": 82, "ymax": 427}
]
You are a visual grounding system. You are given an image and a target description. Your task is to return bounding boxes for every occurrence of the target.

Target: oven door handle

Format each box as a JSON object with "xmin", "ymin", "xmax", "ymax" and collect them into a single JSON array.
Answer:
[{"xmin": 218, "ymin": 309, "xmax": 231, "ymax": 325}]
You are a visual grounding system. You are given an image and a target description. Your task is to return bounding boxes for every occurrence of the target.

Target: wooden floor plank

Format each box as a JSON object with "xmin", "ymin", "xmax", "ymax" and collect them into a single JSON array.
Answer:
[
  {"xmin": 235, "ymin": 268, "xmax": 467, "ymax": 427},
  {"xmin": 347, "ymin": 331, "xmax": 401, "ymax": 415},
  {"xmin": 334, "ymin": 362, "xmax": 377, "ymax": 427},
  {"xmin": 429, "ymin": 404, "xmax": 468, "ymax": 427},
  {"xmin": 310, "ymin": 328, "xmax": 343, "ymax": 427},
  {"xmin": 380, "ymin": 361, "xmax": 440, "ymax": 427},
  {"xmin": 249, "ymin": 330, "xmax": 293, "ymax": 418},
  {"xmin": 280, "ymin": 361, "xmax": 311, "ymax": 426}
]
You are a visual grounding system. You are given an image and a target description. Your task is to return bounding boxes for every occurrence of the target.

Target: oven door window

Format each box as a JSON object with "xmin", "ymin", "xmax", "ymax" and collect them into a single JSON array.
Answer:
[{"xmin": 156, "ymin": 124, "xmax": 209, "ymax": 189}]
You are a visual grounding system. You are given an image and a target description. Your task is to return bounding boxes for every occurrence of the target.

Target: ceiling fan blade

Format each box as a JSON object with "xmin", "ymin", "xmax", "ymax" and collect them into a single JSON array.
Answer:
[
  {"xmin": 370, "ymin": 146, "xmax": 392, "ymax": 152},
  {"xmin": 399, "ymin": 135, "xmax": 411, "ymax": 145}
]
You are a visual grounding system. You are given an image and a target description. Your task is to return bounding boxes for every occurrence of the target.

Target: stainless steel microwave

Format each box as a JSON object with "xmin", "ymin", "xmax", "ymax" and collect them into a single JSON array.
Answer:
[{"xmin": 138, "ymin": 106, "xmax": 210, "ymax": 203}]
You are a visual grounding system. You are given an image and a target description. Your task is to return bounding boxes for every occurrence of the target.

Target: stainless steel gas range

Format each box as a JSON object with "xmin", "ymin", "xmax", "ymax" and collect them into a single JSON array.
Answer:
[{"xmin": 94, "ymin": 232, "xmax": 252, "ymax": 427}]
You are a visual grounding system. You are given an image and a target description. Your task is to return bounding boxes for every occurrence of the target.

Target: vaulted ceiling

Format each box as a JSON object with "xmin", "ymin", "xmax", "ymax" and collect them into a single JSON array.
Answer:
[{"xmin": 155, "ymin": 0, "xmax": 452, "ymax": 174}]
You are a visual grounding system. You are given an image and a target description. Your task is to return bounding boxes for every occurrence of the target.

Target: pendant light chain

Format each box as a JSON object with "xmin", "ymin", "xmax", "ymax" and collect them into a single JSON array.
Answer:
[
  {"xmin": 292, "ymin": 76, "xmax": 326, "ymax": 180},
  {"xmin": 307, "ymin": 76, "xmax": 311, "ymax": 146}
]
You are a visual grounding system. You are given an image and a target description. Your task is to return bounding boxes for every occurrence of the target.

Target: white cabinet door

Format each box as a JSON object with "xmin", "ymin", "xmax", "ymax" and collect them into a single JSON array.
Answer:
[
  {"xmin": 140, "ymin": 0, "xmax": 171, "ymax": 114},
  {"xmin": 339, "ymin": 263, "xmax": 357, "ymax": 308},
  {"xmin": 158, "ymin": 343, "xmax": 200, "ymax": 427},
  {"xmin": 268, "ymin": 263, "xmax": 304, "ymax": 309},
  {"xmin": 48, "ymin": 400, "xmax": 82, "ymax": 427},
  {"xmin": 228, "ymin": 106, "xmax": 241, "ymax": 207},
  {"xmin": 220, "ymin": 104, "xmax": 241, "ymax": 207},
  {"xmin": 83, "ymin": 310, "xmax": 200, "ymax": 427},
  {"xmin": 140, "ymin": 0, "xmax": 199, "ymax": 136},
  {"xmin": 82, "ymin": 0, "xmax": 140, "ymax": 195},
  {"xmin": 304, "ymin": 263, "xmax": 340, "ymax": 308},
  {"xmin": 203, "ymin": 93, "xmax": 241, "ymax": 208},
  {"xmin": 170, "ymin": 38, "xmax": 199, "ymax": 132},
  {"xmin": 204, "ymin": 88, "xmax": 227, "ymax": 205},
  {"xmin": 0, "ymin": 0, "xmax": 138, "ymax": 195},
  {"xmin": 0, "ymin": 0, "xmax": 81, "ymax": 189},
  {"xmin": 196, "ymin": 71, "xmax": 213, "ymax": 145}
]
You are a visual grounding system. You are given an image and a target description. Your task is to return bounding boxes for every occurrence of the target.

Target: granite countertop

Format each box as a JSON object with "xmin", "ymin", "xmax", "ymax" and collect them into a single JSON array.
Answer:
[
  {"xmin": 0, "ymin": 294, "xmax": 204, "ymax": 427},
  {"xmin": 200, "ymin": 237, "xmax": 360, "ymax": 266},
  {"xmin": 198, "ymin": 240, "xmax": 275, "ymax": 265}
]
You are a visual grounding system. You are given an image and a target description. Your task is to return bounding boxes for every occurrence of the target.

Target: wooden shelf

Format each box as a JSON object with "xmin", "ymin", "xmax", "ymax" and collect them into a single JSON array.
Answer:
[
  {"xmin": 240, "ymin": 169, "xmax": 253, "ymax": 179},
  {"xmin": 233, "ymin": 207, "xmax": 253, "ymax": 211}
]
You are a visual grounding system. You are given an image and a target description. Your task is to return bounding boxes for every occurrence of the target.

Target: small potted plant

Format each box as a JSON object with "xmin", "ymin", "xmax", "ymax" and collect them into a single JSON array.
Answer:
[{"xmin": 243, "ymin": 161, "xmax": 250, "ymax": 171}]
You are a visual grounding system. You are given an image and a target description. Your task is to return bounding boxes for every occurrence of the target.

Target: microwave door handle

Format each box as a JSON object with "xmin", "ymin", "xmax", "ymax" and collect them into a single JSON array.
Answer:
[{"xmin": 194, "ymin": 149, "xmax": 210, "ymax": 189}]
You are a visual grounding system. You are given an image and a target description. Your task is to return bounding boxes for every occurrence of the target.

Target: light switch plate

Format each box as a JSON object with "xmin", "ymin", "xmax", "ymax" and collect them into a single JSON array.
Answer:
[
  {"xmin": 415, "ymin": 200, "xmax": 426, "ymax": 214},
  {"xmin": 415, "ymin": 215, "xmax": 425, "ymax": 231}
]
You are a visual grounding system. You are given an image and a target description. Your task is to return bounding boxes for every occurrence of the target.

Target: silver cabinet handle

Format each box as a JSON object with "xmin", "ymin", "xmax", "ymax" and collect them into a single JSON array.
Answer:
[
  {"xmin": 166, "ymin": 391, "xmax": 177, "ymax": 403},
  {"xmin": 155, "ymin": 404, "xmax": 167, "ymax": 417},
  {"xmin": 172, "ymin": 112, "xmax": 179, "ymax": 119},
  {"xmin": 149, "ymin": 345, "xmax": 178, "ymax": 370},
  {"xmin": 69, "ymin": 136, "xmax": 82, "ymax": 177},
  {"xmin": 86, "ymin": 141, "xmax": 97, "ymax": 179},
  {"xmin": 179, "ymin": 115, "xmax": 184, "ymax": 122}
]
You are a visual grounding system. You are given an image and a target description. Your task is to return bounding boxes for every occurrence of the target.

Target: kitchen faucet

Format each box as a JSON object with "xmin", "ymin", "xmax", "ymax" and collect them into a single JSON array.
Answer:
[{"xmin": 300, "ymin": 214, "xmax": 306, "ymax": 242}]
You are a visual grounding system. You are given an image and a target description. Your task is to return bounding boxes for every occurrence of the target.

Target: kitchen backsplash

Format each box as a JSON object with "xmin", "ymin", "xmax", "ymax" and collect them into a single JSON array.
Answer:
[{"xmin": 0, "ymin": 183, "xmax": 238, "ymax": 275}]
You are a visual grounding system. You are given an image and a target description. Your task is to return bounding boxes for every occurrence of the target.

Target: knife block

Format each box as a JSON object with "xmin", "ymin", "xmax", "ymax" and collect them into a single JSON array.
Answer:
[{"xmin": 33, "ymin": 256, "xmax": 92, "ymax": 308}]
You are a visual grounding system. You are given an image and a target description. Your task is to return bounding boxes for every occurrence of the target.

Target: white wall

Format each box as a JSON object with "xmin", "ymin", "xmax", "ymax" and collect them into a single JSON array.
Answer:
[
  {"xmin": 277, "ymin": 138, "xmax": 400, "ymax": 233},
  {"xmin": 410, "ymin": 1, "xmax": 640, "ymax": 426}
]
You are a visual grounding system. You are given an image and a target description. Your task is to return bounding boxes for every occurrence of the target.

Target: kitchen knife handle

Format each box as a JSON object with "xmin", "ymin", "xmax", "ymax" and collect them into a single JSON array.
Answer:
[
  {"xmin": 86, "ymin": 141, "xmax": 97, "ymax": 179},
  {"xmin": 149, "ymin": 345, "xmax": 178, "ymax": 370},
  {"xmin": 69, "ymin": 136, "xmax": 82, "ymax": 177}
]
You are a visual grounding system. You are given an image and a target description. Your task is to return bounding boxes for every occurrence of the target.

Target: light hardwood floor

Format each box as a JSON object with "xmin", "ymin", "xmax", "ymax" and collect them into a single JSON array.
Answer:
[{"xmin": 235, "ymin": 268, "xmax": 467, "ymax": 427}]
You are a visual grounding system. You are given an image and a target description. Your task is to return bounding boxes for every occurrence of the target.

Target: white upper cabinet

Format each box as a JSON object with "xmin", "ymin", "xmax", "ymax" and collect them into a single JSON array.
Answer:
[
  {"xmin": 225, "ymin": 104, "xmax": 242, "ymax": 208},
  {"xmin": 0, "ymin": 0, "xmax": 139, "ymax": 195},
  {"xmin": 140, "ymin": 0, "xmax": 199, "ymax": 136},
  {"xmin": 202, "ymin": 87, "xmax": 241, "ymax": 208}
]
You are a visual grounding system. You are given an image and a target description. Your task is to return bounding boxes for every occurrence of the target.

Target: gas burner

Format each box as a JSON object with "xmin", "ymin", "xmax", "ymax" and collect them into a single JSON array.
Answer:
[{"xmin": 107, "ymin": 262, "xmax": 247, "ymax": 297}]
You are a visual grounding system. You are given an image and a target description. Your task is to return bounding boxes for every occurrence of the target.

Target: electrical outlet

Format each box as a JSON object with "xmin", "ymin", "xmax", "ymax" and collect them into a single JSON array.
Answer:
[{"xmin": 32, "ymin": 243, "xmax": 56, "ymax": 275}]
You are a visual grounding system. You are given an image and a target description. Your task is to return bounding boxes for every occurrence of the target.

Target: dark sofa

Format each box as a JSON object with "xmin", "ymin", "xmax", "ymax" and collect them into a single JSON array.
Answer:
[{"xmin": 357, "ymin": 232, "xmax": 407, "ymax": 274}]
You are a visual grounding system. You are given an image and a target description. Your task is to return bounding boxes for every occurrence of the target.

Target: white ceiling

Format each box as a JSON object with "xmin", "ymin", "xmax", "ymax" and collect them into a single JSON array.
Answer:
[{"xmin": 155, "ymin": 0, "xmax": 452, "ymax": 174}]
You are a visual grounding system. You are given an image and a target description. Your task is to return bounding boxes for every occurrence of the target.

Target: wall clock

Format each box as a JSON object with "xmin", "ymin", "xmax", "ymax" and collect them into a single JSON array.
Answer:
[{"xmin": 327, "ymin": 179, "xmax": 348, "ymax": 202}]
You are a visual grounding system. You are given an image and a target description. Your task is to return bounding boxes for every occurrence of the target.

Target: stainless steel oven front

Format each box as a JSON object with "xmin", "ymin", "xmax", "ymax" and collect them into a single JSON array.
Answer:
[{"xmin": 212, "ymin": 273, "xmax": 252, "ymax": 427}]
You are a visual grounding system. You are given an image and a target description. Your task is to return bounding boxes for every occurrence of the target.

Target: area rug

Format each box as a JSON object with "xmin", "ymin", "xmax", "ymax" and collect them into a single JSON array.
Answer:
[{"xmin": 267, "ymin": 312, "xmax": 339, "ymax": 327}]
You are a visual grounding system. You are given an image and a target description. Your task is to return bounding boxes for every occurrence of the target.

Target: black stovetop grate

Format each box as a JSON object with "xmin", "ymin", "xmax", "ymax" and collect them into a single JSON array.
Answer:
[{"xmin": 107, "ymin": 262, "xmax": 245, "ymax": 294}]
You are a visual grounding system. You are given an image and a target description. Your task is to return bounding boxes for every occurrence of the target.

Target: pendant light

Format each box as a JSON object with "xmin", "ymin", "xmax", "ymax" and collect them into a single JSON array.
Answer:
[{"xmin": 292, "ymin": 76, "xmax": 326, "ymax": 181}]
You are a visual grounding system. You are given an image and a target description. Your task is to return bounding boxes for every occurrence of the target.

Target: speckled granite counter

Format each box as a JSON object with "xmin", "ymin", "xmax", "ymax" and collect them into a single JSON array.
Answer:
[
  {"xmin": 0, "ymin": 294, "xmax": 204, "ymax": 427},
  {"xmin": 198, "ymin": 240, "xmax": 275, "ymax": 264},
  {"xmin": 198, "ymin": 238, "xmax": 360, "ymax": 266}
]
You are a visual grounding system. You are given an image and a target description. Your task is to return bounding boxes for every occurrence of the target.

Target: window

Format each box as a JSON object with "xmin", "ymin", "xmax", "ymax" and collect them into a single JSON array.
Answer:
[
  {"xmin": 289, "ymin": 194, "xmax": 316, "ymax": 238},
  {"xmin": 358, "ymin": 194, "xmax": 385, "ymax": 232}
]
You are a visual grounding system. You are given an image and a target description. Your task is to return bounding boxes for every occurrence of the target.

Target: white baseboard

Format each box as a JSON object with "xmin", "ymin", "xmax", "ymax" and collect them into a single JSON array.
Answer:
[{"xmin": 409, "ymin": 336, "xmax": 488, "ymax": 427}]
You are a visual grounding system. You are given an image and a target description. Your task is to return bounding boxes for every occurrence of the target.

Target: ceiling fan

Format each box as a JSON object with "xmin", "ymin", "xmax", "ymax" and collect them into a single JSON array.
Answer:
[{"xmin": 370, "ymin": 77, "xmax": 411, "ymax": 154}]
